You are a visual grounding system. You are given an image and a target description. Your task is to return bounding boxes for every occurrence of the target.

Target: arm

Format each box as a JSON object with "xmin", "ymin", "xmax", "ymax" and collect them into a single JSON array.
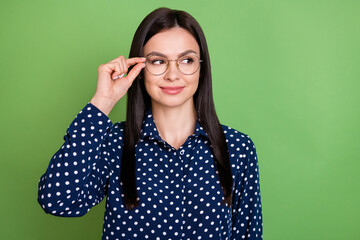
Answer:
[
  {"xmin": 37, "ymin": 102, "xmax": 115, "ymax": 217},
  {"xmin": 231, "ymin": 135, "xmax": 263, "ymax": 239}
]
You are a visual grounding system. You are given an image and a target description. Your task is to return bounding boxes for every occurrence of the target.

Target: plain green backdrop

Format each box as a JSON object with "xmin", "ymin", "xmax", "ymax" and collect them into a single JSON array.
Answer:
[{"xmin": 1, "ymin": 0, "xmax": 359, "ymax": 239}]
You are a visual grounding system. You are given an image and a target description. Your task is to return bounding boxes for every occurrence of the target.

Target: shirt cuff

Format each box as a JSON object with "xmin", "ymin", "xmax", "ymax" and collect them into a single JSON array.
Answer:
[{"xmin": 64, "ymin": 102, "xmax": 114, "ymax": 142}]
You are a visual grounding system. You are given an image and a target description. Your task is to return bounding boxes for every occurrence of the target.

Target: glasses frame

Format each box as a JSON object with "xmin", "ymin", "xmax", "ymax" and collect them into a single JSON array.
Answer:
[{"xmin": 144, "ymin": 54, "xmax": 203, "ymax": 76}]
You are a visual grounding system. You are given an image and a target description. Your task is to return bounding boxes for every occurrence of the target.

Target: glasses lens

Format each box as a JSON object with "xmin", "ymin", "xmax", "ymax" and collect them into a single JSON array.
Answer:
[
  {"xmin": 145, "ymin": 56, "xmax": 168, "ymax": 75},
  {"xmin": 178, "ymin": 55, "xmax": 200, "ymax": 75}
]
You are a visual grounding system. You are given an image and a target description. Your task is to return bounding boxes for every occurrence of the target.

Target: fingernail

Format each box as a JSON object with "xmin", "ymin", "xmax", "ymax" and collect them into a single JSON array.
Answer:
[
  {"xmin": 112, "ymin": 73, "xmax": 124, "ymax": 80},
  {"xmin": 142, "ymin": 64, "xmax": 146, "ymax": 68}
]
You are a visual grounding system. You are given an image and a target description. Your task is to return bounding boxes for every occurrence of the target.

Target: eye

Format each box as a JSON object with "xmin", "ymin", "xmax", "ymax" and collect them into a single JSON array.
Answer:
[
  {"xmin": 147, "ymin": 56, "xmax": 167, "ymax": 65},
  {"xmin": 180, "ymin": 56, "xmax": 195, "ymax": 64},
  {"xmin": 151, "ymin": 59, "xmax": 165, "ymax": 65}
]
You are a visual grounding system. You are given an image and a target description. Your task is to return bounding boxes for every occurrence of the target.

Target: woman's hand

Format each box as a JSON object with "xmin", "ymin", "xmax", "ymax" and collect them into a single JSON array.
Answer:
[{"xmin": 90, "ymin": 55, "xmax": 146, "ymax": 116}]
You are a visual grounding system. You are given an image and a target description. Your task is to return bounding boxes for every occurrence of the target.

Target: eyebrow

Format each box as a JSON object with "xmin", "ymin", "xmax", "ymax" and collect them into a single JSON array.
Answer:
[{"xmin": 145, "ymin": 50, "xmax": 199, "ymax": 58}]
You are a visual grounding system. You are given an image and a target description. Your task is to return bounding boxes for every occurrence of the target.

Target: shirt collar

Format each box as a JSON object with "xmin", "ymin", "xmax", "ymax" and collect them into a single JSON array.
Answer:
[{"xmin": 140, "ymin": 108, "xmax": 209, "ymax": 141}]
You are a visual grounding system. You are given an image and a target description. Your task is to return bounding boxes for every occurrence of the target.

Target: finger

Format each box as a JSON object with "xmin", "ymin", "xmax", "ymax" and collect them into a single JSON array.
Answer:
[
  {"xmin": 120, "ymin": 56, "xmax": 128, "ymax": 76},
  {"xmin": 124, "ymin": 62, "xmax": 146, "ymax": 84},
  {"xmin": 109, "ymin": 56, "xmax": 145, "ymax": 79},
  {"xmin": 111, "ymin": 62, "xmax": 124, "ymax": 80},
  {"xmin": 111, "ymin": 56, "xmax": 128, "ymax": 77},
  {"xmin": 125, "ymin": 57, "xmax": 146, "ymax": 68}
]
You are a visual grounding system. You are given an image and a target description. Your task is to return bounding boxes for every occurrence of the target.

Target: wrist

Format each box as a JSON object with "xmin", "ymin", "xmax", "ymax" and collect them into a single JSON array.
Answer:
[{"xmin": 90, "ymin": 96, "xmax": 115, "ymax": 116}]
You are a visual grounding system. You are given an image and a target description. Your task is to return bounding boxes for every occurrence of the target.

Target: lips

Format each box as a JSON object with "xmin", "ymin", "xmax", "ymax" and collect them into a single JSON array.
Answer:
[
  {"xmin": 160, "ymin": 86, "xmax": 185, "ymax": 95},
  {"xmin": 160, "ymin": 86, "xmax": 185, "ymax": 90}
]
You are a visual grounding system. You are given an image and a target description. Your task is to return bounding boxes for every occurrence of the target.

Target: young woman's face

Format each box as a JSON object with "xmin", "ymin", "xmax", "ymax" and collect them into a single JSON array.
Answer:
[{"xmin": 143, "ymin": 27, "xmax": 201, "ymax": 109}]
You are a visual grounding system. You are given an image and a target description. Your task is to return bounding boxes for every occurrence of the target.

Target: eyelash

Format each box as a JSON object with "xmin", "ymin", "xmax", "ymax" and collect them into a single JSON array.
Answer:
[{"xmin": 151, "ymin": 59, "xmax": 165, "ymax": 64}]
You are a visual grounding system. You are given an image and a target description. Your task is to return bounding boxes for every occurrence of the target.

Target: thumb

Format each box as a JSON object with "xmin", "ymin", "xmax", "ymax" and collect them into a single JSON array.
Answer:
[{"xmin": 125, "ymin": 62, "xmax": 146, "ymax": 85}]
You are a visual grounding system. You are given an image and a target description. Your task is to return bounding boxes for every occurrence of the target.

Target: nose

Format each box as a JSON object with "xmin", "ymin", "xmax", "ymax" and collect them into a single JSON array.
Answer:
[{"xmin": 164, "ymin": 60, "xmax": 180, "ymax": 81}]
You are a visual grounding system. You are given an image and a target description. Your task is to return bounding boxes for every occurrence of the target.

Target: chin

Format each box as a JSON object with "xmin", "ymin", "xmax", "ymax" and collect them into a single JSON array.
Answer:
[
  {"xmin": 155, "ymin": 99, "xmax": 186, "ymax": 108},
  {"xmin": 151, "ymin": 95, "xmax": 194, "ymax": 109}
]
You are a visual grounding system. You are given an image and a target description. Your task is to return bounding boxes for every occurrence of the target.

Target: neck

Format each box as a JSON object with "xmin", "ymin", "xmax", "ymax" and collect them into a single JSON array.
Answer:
[{"xmin": 151, "ymin": 98, "xmax": 197, "ymax": 149}]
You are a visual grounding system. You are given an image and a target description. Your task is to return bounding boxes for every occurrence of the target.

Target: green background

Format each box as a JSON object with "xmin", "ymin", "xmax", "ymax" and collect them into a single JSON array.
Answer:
[{"xmin": 1, "ymin": 0, "xmax": 359, "ymax": 239}]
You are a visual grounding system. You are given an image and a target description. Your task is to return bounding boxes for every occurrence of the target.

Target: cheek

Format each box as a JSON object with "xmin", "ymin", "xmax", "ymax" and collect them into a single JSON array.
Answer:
[
  {"xmin": 188, "ymin": 74, "xmax": 200, "ymax": 91},
  {"xmin": 143, "ymin": 77, "xmax": 158, "ymax": 97},
  {"xmin": 144, "ymin": 79, "xmax": 151, "ymax": 95}
]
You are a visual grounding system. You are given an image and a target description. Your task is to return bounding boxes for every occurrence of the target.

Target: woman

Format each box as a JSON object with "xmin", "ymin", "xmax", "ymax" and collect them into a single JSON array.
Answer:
[{"xmin": 38, "ymin": 7, "xmax": 263, "ymax": 240}]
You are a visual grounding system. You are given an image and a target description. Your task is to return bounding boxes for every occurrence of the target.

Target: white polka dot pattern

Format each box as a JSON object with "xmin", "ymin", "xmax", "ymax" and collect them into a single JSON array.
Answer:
[{"xmin": 37, "ymin": 102, "xmax": 263, "ymax": 239}]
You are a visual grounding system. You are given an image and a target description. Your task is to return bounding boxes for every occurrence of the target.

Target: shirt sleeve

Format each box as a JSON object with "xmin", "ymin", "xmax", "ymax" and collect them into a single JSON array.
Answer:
[
  {"xmin": 231, "ymin": 135, "xmax": 263, "ymax": 239},
  {"xmin": 37, "ymin": 102, "xmax": 115, "ymax": 217}
]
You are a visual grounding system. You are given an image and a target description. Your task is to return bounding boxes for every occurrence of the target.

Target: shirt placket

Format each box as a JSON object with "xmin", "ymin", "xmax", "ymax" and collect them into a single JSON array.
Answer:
[
  {"xmin": 153, "ymin": 137, "xmax": 186, "ymax": 239},
  {"xmin": 171, "ymin": 136, "xmax": 196, "ymax": 239}
]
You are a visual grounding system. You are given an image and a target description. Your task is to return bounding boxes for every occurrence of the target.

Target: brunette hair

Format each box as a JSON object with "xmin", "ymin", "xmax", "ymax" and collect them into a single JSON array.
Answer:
[{"xmin": 121, "ymin": 7, "xmax": 232, "ymax": 210}]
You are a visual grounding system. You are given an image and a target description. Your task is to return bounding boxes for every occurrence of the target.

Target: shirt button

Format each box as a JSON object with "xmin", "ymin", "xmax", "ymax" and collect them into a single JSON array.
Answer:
[{"xmin": 180, "ymin": 149, "xmax": 185, "ymax": 155}]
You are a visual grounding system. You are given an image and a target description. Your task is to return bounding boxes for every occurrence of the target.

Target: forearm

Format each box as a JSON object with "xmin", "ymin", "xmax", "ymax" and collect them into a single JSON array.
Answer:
[{"xmin": 37, "ymin": 102, "xmax": 114, "ymax": 216}]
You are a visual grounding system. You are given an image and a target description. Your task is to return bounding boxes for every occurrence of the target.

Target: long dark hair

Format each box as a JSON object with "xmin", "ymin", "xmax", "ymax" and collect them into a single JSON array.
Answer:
[{"xmin": 121, "ymin": 7, "xmax": 232, "ymax": 210}]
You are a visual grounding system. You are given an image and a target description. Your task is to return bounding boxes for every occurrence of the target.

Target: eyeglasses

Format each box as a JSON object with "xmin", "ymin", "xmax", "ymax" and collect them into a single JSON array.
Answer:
[{"xmin": 145, "ymin": 54, "xmax": 203, "ymax": 75}]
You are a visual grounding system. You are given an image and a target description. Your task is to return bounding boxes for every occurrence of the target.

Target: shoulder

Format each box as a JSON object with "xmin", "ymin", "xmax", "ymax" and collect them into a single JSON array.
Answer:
[
  {"xmin": 220, "ymin": 123, "xmax": 257, "ymax": 152},
  {"xmin": 219, "ymin": 123, "xmax": 258, "ymax": 173}
]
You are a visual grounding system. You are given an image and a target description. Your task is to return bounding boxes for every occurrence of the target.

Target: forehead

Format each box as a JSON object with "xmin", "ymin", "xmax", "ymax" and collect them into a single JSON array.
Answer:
[{"xmin": 143, "ymin": 27, "xmax": 200, "ymax": 57}]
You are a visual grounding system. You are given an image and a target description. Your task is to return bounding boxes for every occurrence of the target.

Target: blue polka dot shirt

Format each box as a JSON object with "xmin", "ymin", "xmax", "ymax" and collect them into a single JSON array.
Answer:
[{"xmin": 38, "ymin": 102, "xmax": 263, "ymax": 240}]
